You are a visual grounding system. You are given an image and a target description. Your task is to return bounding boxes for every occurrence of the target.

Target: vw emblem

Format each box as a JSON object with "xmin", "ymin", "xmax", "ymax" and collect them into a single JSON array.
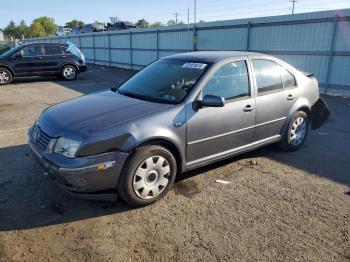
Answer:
[{"xmin": 32, "ymin": 126, "xmax": 40, "ymax": 142}]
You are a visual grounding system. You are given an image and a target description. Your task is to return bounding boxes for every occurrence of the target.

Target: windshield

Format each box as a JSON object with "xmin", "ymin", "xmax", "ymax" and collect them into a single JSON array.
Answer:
[
  {"xmin": 118, "ymin": 59, "xmax": 209, "ymax": 104},
  {"xmin": 0, "ymin": 45, "xmax": 21, "ymax": 57}
]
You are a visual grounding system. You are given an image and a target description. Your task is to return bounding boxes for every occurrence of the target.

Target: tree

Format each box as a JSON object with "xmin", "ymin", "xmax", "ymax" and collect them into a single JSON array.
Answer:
[
  {"xmin": 3, "ymin": 20, "xmax": 18, "ymax": 39},
  {"xmin": 167, "ymin": 19, "xmax": 176, "ymax": 26},
  {"xmin": 199, "ymin": 20, "xmax": 206, "ymax": 23},
  {"xmin": 30, "ymin": 20, "xmax": 45, "ymax": 37},
  {"xmin": 150, "ymin": 21, "xmax": 163, "ymax": 28},
  {"xmin": 66, "ymin": 19, "xmax": 84, "ymax": 29},
  {"xmin": 136, "ymin": 19, "xmax": 149, "ymax": 28},
  {"xmin": 178, "ymin": 20, "xmax": 185, "ymax": 25},
  {"xmin": 17, "ymin": 20, "xmax": 30, "ymax": 39},
  {"xmin": 31, "ymin": 16, "xmax": 57, "ymax": 36}
]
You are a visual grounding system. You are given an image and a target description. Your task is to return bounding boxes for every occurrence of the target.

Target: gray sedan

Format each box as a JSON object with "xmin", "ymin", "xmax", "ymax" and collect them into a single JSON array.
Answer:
[{"xmin": 28, "ymin": 51, "xmax": 329, "ymax": 206}]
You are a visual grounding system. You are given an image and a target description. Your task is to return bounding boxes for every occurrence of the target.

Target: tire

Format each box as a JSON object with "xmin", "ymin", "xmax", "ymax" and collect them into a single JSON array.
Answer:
[
  {"xmin": 118, "ymin": 145, "xmax": 177, "ymax": 207},
  {"xmin": 278, "ymin": 111, "xmax": 309, "ymax": 151},
  {"xmin": 0, "ymin": 68, "xmax": 13, "ymax": 85},
  {"xmin": 61, "ymin": 65, "xmax": 77, "ymax": 81}
]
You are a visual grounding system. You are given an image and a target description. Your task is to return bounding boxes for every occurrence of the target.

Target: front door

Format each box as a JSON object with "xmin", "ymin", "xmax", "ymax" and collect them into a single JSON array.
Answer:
[
  {"xmin": 43, "ymin": 44, "xmax": 66, "ymax": 73},
  {"xmin": 186, "ymin": 60, "xmax": 256, "ymax": 166},
  {"xmin": 12, "ymin": 44, "xmax": 46, "ymax": 75}
]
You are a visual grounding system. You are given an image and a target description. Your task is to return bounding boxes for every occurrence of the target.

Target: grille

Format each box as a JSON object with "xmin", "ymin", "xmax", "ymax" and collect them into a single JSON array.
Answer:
[{"xmin": 31, "ymin": 125, "xmax": 52, "ymax": 150}]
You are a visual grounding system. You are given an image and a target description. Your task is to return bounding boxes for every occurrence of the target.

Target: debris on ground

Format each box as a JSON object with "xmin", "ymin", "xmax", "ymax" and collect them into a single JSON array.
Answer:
[
  {"xmin": 215, "ymin": 180, "xmax": 231, "ymax": 185},
  {"xmin": 249, "ymin": 160, "xmax": 258, "ymax": 165}
]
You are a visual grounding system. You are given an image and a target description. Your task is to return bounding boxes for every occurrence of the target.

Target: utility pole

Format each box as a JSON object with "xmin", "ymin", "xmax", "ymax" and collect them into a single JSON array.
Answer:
[
  {"xmin": 290, "ymin": 0, "xmax": 297, "ymax": 15},
  {"xmin": 187, "ymin": 8, "xmax": 190, "ymax": 28},
  {"xmin": 173, "ymin": 12, "xmax": 180, "ymax": 25},
  {"xmin": 194, "ymin": 0, "xmax": 197, "ymax": 24}
]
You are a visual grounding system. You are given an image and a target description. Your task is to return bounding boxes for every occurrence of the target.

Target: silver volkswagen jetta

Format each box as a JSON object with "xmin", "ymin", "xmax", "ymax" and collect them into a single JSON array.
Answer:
[{"xmin": 28, "ymin": 51, "xmax": 329, "ymax": 206}]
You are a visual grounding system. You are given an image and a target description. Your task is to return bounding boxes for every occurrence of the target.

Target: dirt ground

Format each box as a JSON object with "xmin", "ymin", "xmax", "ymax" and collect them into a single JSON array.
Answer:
[{"xmin": 0, "ymin": 65, "xmax": 349, "ymax": 262}]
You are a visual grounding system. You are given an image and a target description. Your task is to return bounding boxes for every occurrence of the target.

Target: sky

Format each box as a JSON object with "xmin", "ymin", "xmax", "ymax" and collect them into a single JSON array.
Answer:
[{"xmin": 1, "ymin": 0, "xmax": 350, "ymax": 28}]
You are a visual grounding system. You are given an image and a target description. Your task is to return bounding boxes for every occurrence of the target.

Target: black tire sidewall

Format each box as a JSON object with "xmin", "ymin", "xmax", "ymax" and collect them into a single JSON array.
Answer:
[
  {"xmin": 0, "ymin": 68, "xmax": 13, "ymax": 85},
  {"xmin": 61, "ymin": 65, "xmax": 77, "ymax": 81},
  {"xmin": 282, "ymin": 111, "xmax": 309, "ymax": 151},
  {"xmin": 118, "ymin": 145, "xmax": 177, "ymax": 207}
]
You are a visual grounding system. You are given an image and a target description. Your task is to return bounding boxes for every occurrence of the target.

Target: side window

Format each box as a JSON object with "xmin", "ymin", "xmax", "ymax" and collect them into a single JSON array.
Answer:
[
  {"xmin": 21, "ymin": 45, "xmax": 43, "ymax": 57},
  {"xmin": 203, "ymin": 61, "xmax": 250, "ymax": 101},
  {"xmin": 252, "ymin": 60, "xmax": 283, "ymax": 94},
  {"xmin": 278, "ymin": 65, "xmax": 297, "ymax": 89},
  {"xmin": 44, "ymin": 45, "xmax": 64, "ymax": 55}
]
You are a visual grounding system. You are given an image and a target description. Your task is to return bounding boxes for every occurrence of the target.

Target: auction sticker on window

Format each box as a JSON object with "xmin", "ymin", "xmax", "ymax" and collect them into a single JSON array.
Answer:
[{"xmin": 182, "ymin": 63, "xmax": 207, "ymax": 70}]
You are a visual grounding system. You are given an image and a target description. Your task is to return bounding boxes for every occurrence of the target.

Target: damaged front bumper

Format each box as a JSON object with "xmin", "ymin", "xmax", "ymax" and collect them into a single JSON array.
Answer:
[{"xmin": 28, "ymin": 139, "xmax": 129, "ymax": 201}]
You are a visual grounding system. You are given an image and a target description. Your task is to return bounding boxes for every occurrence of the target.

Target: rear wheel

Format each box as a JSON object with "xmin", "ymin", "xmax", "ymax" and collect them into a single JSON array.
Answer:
[
  {"xmin": 61, "ymin": 65, "xmax": 77, "ymax": 81},
  {"xmin": 0, "ymin": 68, "xmax": 13, "ymax": 85},
  {"xmin": 279, "ymin": 111, "xmax": 309, "ymax": 151},
  {"xmin": 118, "ymin": 145, "xmax": 177, "ymax": 207}
]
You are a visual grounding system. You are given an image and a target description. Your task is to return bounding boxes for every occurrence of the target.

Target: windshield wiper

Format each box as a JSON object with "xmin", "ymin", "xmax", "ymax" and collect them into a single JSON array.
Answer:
[{"xmin": 118, "ymin": 89, "xmax": 174, "ymax": 104}]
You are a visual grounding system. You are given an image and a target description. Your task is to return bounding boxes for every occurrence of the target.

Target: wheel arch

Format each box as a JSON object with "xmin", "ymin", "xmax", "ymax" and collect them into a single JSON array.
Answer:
[
  {"xmin": 132, "ymin": 138, "xmax": 184, "ymax": 174},
  {"xmin": 0, "ymin": 65, "xmax": 15, "ymax": 77},
  {"xmin": 280, "ymin": 101, "xmax": 312, "ymax": 135}
]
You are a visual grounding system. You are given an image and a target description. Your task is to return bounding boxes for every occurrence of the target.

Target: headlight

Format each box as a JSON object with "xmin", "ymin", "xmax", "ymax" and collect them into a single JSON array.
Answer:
[{"xmin": 54, "ymin": 137, "xmax": 81, "ymax": 158}]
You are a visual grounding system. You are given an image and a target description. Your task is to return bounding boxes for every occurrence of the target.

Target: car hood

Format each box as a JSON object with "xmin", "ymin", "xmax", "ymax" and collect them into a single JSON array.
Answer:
[{"xmin": 39, "ymin": 90, "xmax": 172, "ymax": 138}]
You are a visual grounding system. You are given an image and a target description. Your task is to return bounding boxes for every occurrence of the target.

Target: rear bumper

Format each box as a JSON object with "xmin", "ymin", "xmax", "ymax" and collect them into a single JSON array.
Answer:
[
  {"xmin": 310, "ymin": 97, "xmax": 330, "ymax": 130},
  {"xmin": 28, "ymin": 139, "xmax": 129, "ymax": 199}
]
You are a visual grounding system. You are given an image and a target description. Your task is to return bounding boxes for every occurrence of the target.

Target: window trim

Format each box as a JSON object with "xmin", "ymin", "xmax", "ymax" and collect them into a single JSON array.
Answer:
[
  {"xmin": 251, "ymin": 58, "xmax": 299, "ymax": 96},
  {"xmin": 278, "ymin": 64, "xmax": 298, "ymax": 90},
  {"xmin": 251, "ymin": 58, "xmax": 285, "ymax": 96},
  {"xmin": 12, "ymin": 44, "xmax": 68, "ymax": 58},
  {"xmin": 200, "ymin": 59, "xmax": 252, "ymax": 103},
  {"xmin": 43, "ymin": 45, "xmax": 65, "ymax": 56},
  {"xmin": 19, "ymin": 44, "xmax": 45, "ymax": 58}
]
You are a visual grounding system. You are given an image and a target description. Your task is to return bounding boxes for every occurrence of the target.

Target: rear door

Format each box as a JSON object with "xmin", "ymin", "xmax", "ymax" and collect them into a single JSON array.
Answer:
[
  {"xmin": 12, "ymin": 44, "xmax": 45, "ymax": 75},
  {"xmin": 43, "ymin": 44, "xmax": 66, "ymax": 73},
  {"xmin": 251, "ymin": 59, "xmax": 299, "ymax": 141}
]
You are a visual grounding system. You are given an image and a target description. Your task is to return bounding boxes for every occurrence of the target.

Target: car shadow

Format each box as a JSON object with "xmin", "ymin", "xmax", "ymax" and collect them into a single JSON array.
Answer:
[
  {"xmin": 0, "ymin": 144, "xmax": 134, "ymax": 231},
  {"xmin": 11, "ymin": 64, "xmax": 136, "ymax": 95}
]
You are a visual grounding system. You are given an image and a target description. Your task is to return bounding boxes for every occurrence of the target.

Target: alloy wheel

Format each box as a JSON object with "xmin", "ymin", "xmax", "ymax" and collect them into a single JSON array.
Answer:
[
  {"xmin": 63, "ymin": 67, "xmax": 76, "ymax": 80},
  {"xmin": 0, "ymin": 71, "xmax": 10, "ymax": 84}
]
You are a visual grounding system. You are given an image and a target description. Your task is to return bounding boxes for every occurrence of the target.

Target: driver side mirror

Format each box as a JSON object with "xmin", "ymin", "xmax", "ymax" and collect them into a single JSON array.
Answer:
[
  {"xmin": 14, "ymin": 51, "xmax": 23, "ymax": 58},
  {"xmin": 193, "ymin": 94, "xmax": 225, "ymax": 110}
]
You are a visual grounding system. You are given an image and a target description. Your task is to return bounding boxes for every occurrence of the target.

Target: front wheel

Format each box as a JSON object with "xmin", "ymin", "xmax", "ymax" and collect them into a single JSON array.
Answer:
[
  {"xmin": 61, "ymin": 65, "xmax": 77, "ymax": 81},
  {"xmin": 0, "ymin": 68, "xmax": 13, "ymax": 85},
  {"xmin": 117, "ymin": 145, "xmax": 177, "ymax": 207},
  {"xmin": 279, "ymin": 111, "xmax": 309, "ymax": 151}
]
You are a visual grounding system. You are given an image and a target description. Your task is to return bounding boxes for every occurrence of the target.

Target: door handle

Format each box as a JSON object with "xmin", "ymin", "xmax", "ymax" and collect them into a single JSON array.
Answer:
[
  {"xmin": 243, "ymin": 105, "xmax": 254, "ymax": 112},
  {"xmin": 287, "ymin": 94, "xmax": 294, "ymax": 100},
  {"xmin": 36, "ymin": 57, "xmax": 43, "ymax": 60}
]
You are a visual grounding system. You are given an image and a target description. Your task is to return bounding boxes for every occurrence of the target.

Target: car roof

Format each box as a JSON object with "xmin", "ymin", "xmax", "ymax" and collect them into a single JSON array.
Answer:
[
  {"xmin": 163, "ymin": 51, "xmax": 270, "ymax": 63},
  {"xmin": 20, "ymin": 42, "xmax": 66, "ymax": 47}
]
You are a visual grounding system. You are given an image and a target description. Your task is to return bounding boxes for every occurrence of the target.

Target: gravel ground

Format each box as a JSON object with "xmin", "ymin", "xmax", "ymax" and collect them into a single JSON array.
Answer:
[{"xmin": 0, "ymin": 65, "xmax": 349, "ymax": 262}]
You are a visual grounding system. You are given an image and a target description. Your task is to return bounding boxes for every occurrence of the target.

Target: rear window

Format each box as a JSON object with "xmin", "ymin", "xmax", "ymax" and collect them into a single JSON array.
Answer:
[
  {"xmin": 278, "ymin": 65, "xmax": 297, "ymax": 88},
  {"xmin": 44, "ymin": 45, "xmax": 64, "ymax": 55},
  {"xmin": 252, "ymin": 60, "xmax": 283, "ymax": 94}
]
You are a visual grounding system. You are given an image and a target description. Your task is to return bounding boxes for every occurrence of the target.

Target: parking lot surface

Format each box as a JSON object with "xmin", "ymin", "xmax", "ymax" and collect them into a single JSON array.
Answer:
[{"xmin": 0, "ymin": 65, "xmax": 349, "ymax": 262}]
